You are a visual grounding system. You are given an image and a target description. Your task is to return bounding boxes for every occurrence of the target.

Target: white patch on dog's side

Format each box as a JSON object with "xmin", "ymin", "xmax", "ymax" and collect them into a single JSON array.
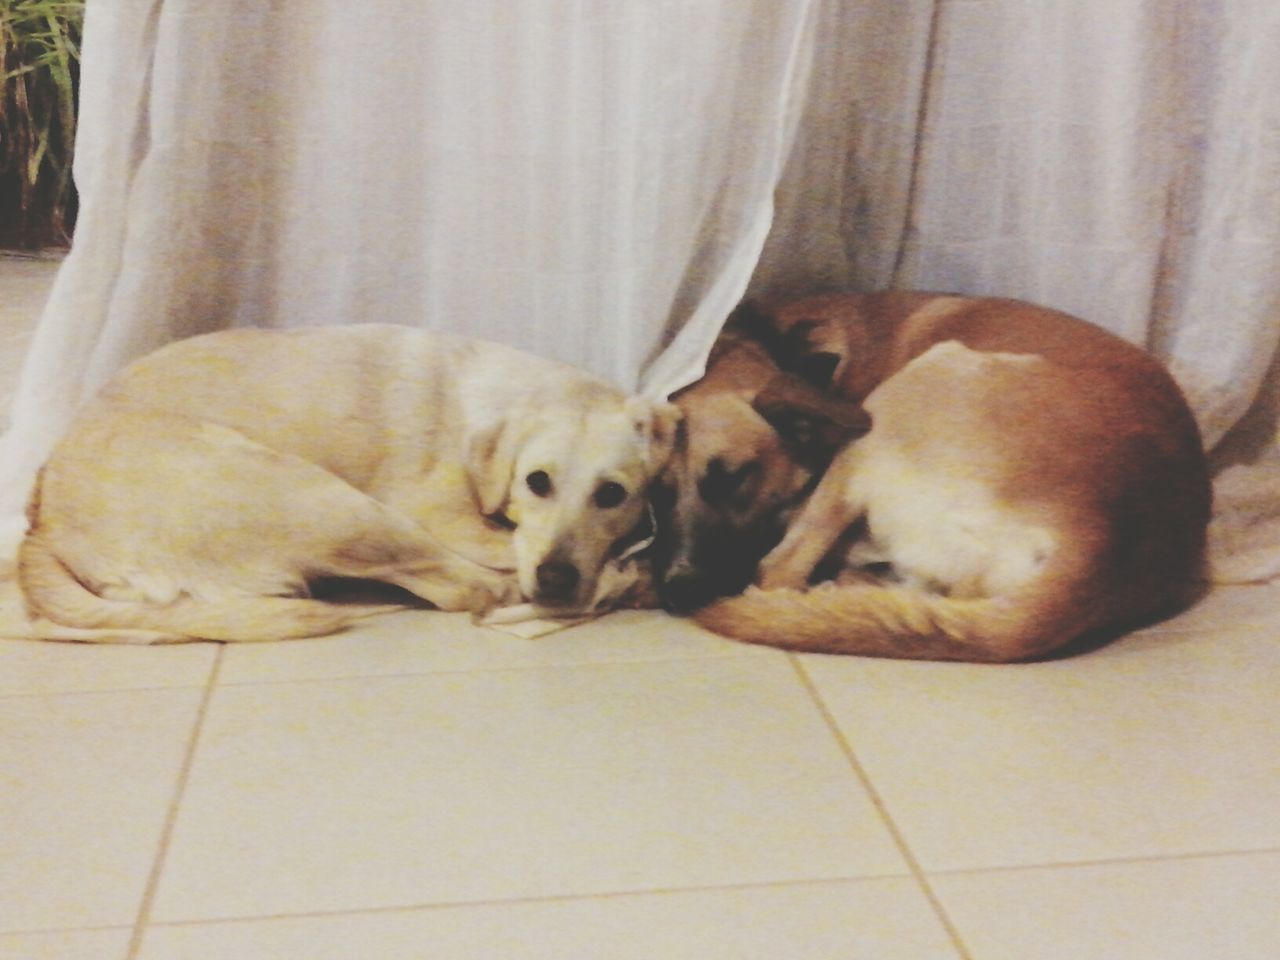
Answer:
[
  {"xmin": 850, "ymin": 341, "xmax": 1059, "ymax": 599},
  {"xmin": 848, "ymin": 444, "xmax": 1057, "ymax": 598}
]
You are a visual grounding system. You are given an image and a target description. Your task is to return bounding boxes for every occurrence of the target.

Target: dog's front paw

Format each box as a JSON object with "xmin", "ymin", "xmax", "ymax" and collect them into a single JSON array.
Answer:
[
  {"xmin": 463, "ymin": 569, "xmax": 521, "ymax": 613},
  {"xmin": 418, "ymin": 568, "xmax": 517, "ymax": 614},
  {"xmin": 755, "ymin": 557, "xmax": 809, "ymax": 592}
]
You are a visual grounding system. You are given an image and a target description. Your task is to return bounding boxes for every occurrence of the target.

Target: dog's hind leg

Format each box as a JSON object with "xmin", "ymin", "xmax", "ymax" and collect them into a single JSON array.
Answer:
[
  {"xmin": 169, "ymin": 421, "xmax": 520, "ymax": 614},
  {"xmin": 17, "ymin": 530, "xmax": 392, "ymax": 642},
  {"xmin": 25, "ymin": 409, "xmax": 512, "ymax": 640}
]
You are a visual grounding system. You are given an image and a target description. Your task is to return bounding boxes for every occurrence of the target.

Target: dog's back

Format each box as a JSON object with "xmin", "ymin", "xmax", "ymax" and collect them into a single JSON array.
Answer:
[
  {"xmin": 695, "ymin": 293, "xmax": 1211, "ymax": 661},
  {"xmin": 101, "ymin": 325, "xmax": 612, "ymax": 494}
]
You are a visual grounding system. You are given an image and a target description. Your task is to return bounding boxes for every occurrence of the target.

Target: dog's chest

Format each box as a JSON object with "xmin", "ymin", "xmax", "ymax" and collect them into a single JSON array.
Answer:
[{"xmin": 847, "ymin": 444, "xmax": 1057, "ymax": 598}]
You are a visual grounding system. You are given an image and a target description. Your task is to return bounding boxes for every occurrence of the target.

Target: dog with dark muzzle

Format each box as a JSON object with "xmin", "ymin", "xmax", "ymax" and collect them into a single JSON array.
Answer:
[
  {"xmin": 652, "ymin": 320, "xmax": 870, "ymax": 613},
  {"xmin": 675, "ymin": 292, "xmax": 1211, "ymax": 663}
]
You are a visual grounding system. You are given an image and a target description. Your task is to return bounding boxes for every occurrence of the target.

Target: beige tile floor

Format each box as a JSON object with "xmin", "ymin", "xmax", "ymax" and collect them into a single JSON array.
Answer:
[{"xmin": 2, "ymin": 256, "xmax": 1278, "ymax": 959}]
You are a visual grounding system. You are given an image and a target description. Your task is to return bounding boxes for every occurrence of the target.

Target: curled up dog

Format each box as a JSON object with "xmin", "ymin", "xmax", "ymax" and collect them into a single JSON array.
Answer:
[
  {"xmin": 17, "ymin": 325, "xmax": 679, "ymax": 643},
  {"xmin": 659, "ymin": 293, "xmax": 1212, "ymax": 663},
  {"xmin": 652, "ymin": 329, "xmax": 870, "ymax": 612}
]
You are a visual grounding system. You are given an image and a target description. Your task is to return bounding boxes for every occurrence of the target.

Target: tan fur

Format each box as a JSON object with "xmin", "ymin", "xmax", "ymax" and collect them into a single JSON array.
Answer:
[
  {"xmin": 18, "ymin": 326, "xmax": 679, "ymax": 643},
  {"xmin": 655, "ymin": 333, "xmax": 868, "ymax": 611},
  {"xmin": 690, "ymin": 293, "xmax": 1211, "ymax": 662}
]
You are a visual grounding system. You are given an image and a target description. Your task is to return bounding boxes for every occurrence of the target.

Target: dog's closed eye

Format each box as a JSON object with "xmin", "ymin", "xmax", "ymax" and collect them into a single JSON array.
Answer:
[{"xmin": 698, "ymin": 459, "xmax": 759, "ymax": 508}]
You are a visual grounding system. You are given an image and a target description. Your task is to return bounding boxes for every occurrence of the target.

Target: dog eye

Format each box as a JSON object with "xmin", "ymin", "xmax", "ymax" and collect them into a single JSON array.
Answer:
[
  {"xmin": 526, "ymin": 470, "xmax": 553, "ymax": 497},
  {"xmin": 593, "ymin": 481, "xmax": 628, "ymax": 509},
  {"xmin": 698, "ymin": 459, "xmax": 758, "ymax": 507}
]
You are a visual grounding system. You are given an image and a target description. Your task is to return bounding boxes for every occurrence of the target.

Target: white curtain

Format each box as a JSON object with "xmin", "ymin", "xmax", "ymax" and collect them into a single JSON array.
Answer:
[
  {"xmin": 753, "ymin": 0, "xmax": 1280, "ymax": 582},
  {"xmin": 0, "ymin": 0, "xmax": 819, "ymax": 550},
  {"xmin": 4, "ymin": 0, "xmax": 1279, "ymax": 582}
]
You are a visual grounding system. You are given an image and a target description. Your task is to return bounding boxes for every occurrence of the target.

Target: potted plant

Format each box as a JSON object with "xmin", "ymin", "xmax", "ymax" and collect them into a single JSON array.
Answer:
[{"xmin": 1, "ymin": 0, "xmax": 83, "ymax": 249}]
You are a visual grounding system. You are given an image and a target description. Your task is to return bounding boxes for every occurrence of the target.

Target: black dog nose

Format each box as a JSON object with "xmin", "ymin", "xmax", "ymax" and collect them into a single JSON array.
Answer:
[
  {"xmin": 536, "ymin": 561, "xmax": 580, "ymax": 602},
  {"xmin": 659, "ymin": 572, "xmax": 720, "ymax": 614}
]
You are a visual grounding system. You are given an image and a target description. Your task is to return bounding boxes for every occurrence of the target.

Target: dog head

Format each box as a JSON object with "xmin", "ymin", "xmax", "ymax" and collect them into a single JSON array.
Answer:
[
  {"xmin": 653, "ymin": 335, "xmax": 869, "ymax": 612},
  {"xmin": 468, "ymin": 394, "xmax": 681, "ymax": 610}
]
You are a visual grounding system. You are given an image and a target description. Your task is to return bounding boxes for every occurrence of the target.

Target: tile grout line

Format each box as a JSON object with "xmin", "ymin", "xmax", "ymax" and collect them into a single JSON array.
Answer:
[
  {"xmin": 125, "ymin": 645, "xmax": 226, "ymax": 960},
  {"xmin": 0, "ymin": 923, "xmax": 134, "ymax": 940},
  {"xmin": 210, "ymin": 647, "xmax": 773, "ymax": 690},
  {"xmin": 21, "ymin": 847, "xmax": 1272, "ymax": 941},
  {"xmin": 925, "ymin": 844, "xmax": 1280, "ymax": 879},
  {"xmin": 0, "ymin": 679, "xmax": 218, "ymax": 703},
  {"xmin": 787, "ymin": 654, "xmax": 975, "ymax": 960},
  {"xmin": 138, "ymin": 874, "xmax": 915, "ymax": 932},
  {"xmin": 14, "ymin": 849, "xmax": 1280, "ymax": 941}
]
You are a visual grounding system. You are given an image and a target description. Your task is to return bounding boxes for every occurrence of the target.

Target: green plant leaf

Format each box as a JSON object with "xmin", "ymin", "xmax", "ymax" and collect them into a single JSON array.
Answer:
[{"xmin": 1, "ymin": 0, "xmax": 83, "ymax": 245}]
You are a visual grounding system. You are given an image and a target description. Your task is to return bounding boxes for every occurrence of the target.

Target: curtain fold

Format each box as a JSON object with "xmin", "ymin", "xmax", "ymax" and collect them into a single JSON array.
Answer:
[
  {"xmin": 756, "ymin": 0, "xmax": 1280, "ymax": 581},
  {"xmin": 0, "ymin": 0, "xmax": 820, "ymax": 552},
  {"xmin": 3, "ymin": 0, "xmax": 1279, "ymax": 581}
]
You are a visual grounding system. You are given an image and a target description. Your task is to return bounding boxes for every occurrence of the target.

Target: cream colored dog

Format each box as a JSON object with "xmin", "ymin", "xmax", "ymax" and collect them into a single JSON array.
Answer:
[
  {"xmin": 692, "ymin": 293, "xmax": 1213, "ymax": 662},
  {"xmin": 18, "ymin": 325, "xmax": 679, "ymax": 643}
]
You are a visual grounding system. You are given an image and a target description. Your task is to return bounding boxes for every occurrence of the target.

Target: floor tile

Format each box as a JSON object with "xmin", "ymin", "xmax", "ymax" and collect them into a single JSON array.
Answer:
[
  {"xmin": 219, "ymin": 608, "xmax": 765, "ymax": 686},
  {"xmin": 0, "ymin": 638, "xmax": 216, "ymax": 697},
  {"xmin": 152, "ymin": 657, "xmax": 907, "ymax": 922},
  {"xmin": 932, "ymin": 851, "xmax": 1280, "ymax": 960},
  {"xmin": 140, "ymin": 879, "xmax": 960, "ymax": 960},
  {"xmin": 0, "ymin": 928, "xmax": 131, "ymax": 960},
  {"xmin": 1135, "ymin": 581, "xmax": 1280, "ymax": 635},
  {"xmin": 0, "ymin": 689, "xmax": 205, "ymax": 932},
  {"xmin": 800, "ymin": 627, "xmax": 1280, "ymax": 871}
]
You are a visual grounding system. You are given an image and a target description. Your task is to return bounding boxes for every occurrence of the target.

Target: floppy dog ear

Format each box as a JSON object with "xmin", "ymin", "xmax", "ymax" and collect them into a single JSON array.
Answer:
[
  {"xmin": 726, "ymin": 303, "xmax": 826, "ymax": 376},
  {"xmin": 725, "ymin": 300, "xmax": 777, "ymax": 342},
  {"xmin": 466, "ymin": 419, "xmax": 522, "ymax": 517},
  {"xmin": 752, "ymin": 374, "xmax": 870, "ymax": 468},
  {"xmin": 626, "ymin": 397, "xmax": 683, "ymax": 474}
]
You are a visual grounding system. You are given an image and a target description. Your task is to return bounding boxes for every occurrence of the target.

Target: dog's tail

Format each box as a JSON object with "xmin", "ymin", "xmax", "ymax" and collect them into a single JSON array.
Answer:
[
  {"xmin": 16, "ymin": 534, "xmax": 398, "ymax": 644},
  {"xmin": 694, "ymin": 580, "xmax": 1086, "ymax": 663}
]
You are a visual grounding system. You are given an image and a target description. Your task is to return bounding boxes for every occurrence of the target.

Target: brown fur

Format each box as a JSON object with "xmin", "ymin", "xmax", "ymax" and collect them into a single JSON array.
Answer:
[
  {"xmin": 654, "ymin": 332, "xmax": 868, "ymax": 612},
  {"xmin": 687, "ymin": 293, "xmax": 1212, "ymax": 662}
]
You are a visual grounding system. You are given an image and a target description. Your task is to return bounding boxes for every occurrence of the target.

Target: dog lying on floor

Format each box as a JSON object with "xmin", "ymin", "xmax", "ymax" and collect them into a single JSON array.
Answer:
[
  {"xmin": 653, "ymin": 328, "xmax": 871, "ymax": 612},
  {"xmin": 662, "ymin": 292, "xmax": 1212, "ymax": 662},
  {"xmin": 18, "ymin": 325, "xmax": 679, "ymax": 643}
]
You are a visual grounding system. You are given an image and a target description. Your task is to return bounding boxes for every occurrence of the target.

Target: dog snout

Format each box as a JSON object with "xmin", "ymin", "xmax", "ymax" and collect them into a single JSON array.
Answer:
[
  {"xmin": 657, "ymin": 532, "xmax": 769, "ymax": 614},
  {"xmin": 660, "ymin": 568, "xmax": 722, "ymax": 614},
  {"xmin": 535, "ymin": 560, "xmax": 580, "ymax": 604}
]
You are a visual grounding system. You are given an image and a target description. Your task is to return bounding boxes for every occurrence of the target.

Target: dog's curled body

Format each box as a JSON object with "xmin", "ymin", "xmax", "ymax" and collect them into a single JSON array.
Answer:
[
  {"xmin": 19, "ymin": 325, "xmax": 679, "ymax": 643},
  {"xmin": 693, "ymin": 294, "xmax": 1212, "ymax": 662}
]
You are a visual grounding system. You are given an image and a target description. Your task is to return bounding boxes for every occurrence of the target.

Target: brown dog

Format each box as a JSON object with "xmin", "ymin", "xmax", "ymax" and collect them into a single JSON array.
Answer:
[
  {"xmin": 684, "ymin": 292, "xmax": 1212, "ymax": 662},
  {"xmin": 654, "ymin": 329, "xmax": 869, "ymax": 612}
]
